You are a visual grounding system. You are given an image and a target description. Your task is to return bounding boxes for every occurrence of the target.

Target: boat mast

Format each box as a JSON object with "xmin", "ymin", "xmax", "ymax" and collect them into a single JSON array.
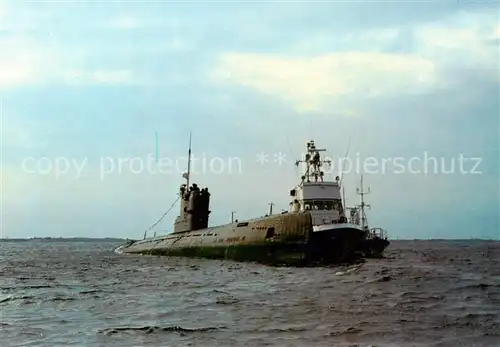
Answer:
[
  {"xmin": 339, "ymin": 136, "xmax": 351, "ymax": 186},
  {"xmin": 342, "ymin": 185, "xmax": 346, "ymax": 212},
  {"xmin": 295, "ymin": 140, "xmax": 330, "ymax": 183},
  {"xmin": 356, "ymin": 174, "xmax": 370, "ymax": 228},
  {"xmin": 338, "ymin": 137, "xmax": 350, "ymax": 210}
]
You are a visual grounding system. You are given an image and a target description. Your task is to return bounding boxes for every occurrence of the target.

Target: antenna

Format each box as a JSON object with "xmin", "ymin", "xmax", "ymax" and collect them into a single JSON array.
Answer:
[
  {"xmin": 186, "ymin": 131, "xmax": 192, "ymax": 187},
  {"xmin": 356, "ymin": 174, "xmax": 371, "ymax": 228},
  {"xmin": 342, "ymin": 185, "xmax": 346, "ymax": 211},
  {"xmin": 268, "ymin": 202, "xmax": 275, "ymax": 215},
  {"xmin": 295, "ymin": 140, "xmax": 330, "ymax": 183},
  {"xmin": 339, "ymin": 136, "xmax": 351, "ymax": 186}
]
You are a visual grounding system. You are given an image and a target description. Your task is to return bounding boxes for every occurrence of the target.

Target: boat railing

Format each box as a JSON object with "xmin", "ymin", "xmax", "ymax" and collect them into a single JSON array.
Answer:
[{"xmin": 369, "ymin": 227, "xmax": 387, "ymax": 240}]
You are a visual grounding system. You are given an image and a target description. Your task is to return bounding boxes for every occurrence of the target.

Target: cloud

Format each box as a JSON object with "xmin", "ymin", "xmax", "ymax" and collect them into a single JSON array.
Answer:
[
  {"xmin": 62, "ymin": 69, "xmax": 136, "ymax": 85},
  {"xmin": 0, "ymin": 55, "xmax": 137, "ymax": 88},
  {"xmin": 0, "ymin": 1, "xmax": 7, "ymax": 20},
  {"xmin": 0, "ymin": 36, "xmax": 58, "ymax": 88},
  {"xmin": 291, "ymin": 28, "xmax": 402, "ymax": 54},
  {"xmin": 211, "ymin": 52, "xmax": 438, "ymax": 114},
  {"xmin": 102, "ymin": 15, "xmax": 195, "ymax": 53},
  {"xmin": 0, "ymin": 9, "xmax": 193, "ymax": 89},
  {"xmin": 0, "ymin": 3, "xmax": 59, "ymax": 88},
  {"xmin": 1, "ymin": 1, "xmax": 497, "ymax": 239},
  {"xmin": 0, "ymin": 36, "xmax": 139, "ymax": 88},
  {"xmin": 211, "ymin": 10, "xmax": 498, "ymax": 114},
  {"xmin": 104, "ymin": 14, "xmax": 180, "ymax": 31},
  {"xmin": 414, "ymin": 11, "xmax": 499, "ymax": 76},
  {"xmin": 106, "ymin": 15, "xmax": 143, "ymax": 30}
]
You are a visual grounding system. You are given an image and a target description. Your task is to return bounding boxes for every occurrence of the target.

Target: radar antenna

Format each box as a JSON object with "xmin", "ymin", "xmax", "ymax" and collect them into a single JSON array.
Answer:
[{"xmin": 295, "ymin": 140, "xmax": 331, "ymax": 183}]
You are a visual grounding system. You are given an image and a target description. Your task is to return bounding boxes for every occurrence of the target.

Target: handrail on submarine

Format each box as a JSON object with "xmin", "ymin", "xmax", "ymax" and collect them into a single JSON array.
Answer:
[{"xmin": 142, "ymin": 195, "xmax": 180, "ymax": 240}]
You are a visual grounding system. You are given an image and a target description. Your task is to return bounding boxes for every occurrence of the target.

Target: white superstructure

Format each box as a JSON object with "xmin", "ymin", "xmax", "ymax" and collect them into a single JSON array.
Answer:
[{"xmin": 289, "ymin": 140, "xmax": 354, "ymax": 231}]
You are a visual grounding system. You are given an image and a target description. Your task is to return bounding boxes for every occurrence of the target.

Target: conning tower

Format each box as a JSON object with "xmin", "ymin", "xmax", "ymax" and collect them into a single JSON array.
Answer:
[
  {"xmin": 174, "ymin": 183, "xmax": 211, "ymax": 233},
  {"xmin": 173, "ymin": 132, "xmax": 211, "ymax": 233}
]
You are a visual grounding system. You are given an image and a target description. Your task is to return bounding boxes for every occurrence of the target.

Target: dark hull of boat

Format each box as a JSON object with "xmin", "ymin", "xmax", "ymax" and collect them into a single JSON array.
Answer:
[
  {"xmin": 306, "ymin": 226, "xmax": 366, "ymax": 264},
  {"xmin": 354, "ymin": 237, "xmax": 390, "ymax": 258}
]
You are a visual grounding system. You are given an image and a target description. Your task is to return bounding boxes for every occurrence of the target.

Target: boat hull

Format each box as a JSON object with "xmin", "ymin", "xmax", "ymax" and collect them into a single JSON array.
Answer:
[
  {"xmin": 308, "ymin": 223, "xmax": 366, "ymax": 263},
  {"xmin": 355, "ymin": 237, "xmax": 390, "ymax": 258},
  {"xmin": 118, "ymin": 213, "xmax": 366, "ymax": 266}
]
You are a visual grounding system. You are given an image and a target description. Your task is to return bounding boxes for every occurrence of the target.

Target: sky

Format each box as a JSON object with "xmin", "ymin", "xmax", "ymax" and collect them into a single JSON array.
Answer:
[{"xmin": 1, "ymin": 0, "xmax": 499, "ymax": 240}]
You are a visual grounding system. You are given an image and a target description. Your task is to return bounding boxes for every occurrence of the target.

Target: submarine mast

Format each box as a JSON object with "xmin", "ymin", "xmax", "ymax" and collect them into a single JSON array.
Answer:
[
  {"xmin": 186, "ymin": 131, "xmax": 192, "ymax": 187},
  {"xmin": 174, "ymin": 132, "xmax": 211, "ymax": 233}
]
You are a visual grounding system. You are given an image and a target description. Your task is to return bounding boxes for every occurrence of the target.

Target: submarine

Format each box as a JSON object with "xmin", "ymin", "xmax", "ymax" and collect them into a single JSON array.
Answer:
[{"xmin": 117, "ymin": 139, "xmax": 369, "ymax": 266}]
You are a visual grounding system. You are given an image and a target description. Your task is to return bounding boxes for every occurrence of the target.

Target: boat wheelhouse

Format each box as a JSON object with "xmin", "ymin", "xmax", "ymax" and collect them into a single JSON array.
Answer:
[{"xmin": 289, "ymin": 140, "xmax": 349, "ymax": 229}]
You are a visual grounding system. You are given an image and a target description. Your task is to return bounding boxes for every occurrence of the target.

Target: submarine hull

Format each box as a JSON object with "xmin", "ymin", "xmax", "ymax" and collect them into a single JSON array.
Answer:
[{"xmin": 119, "ymin": 212, "xmax": 365, "ymax": 266}]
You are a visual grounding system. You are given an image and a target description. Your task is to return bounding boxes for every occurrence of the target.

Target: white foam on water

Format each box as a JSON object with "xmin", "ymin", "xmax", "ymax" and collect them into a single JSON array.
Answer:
[
  {"xmin": 335, "ymin": 266, "xmax": 359, "ymax": 276},
  {"xmin": 114, "ymin": 245, "xmax": 126, "ymax": 254}
]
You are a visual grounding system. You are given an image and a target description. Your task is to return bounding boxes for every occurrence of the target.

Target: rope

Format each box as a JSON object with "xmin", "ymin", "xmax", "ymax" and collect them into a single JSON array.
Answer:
[{"xmin": 143, "ymin": 195, "xmax": 180, "ymax": 238}]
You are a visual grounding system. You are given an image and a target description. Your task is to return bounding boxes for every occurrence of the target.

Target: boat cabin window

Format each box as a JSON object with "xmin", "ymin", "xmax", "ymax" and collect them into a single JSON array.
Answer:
[
  {"xmin": 315, "ymin": 201, "xmax": 325, "ymax": 210},
  {"xmin": 324, "ymin": 201, "xmax": 334, "ymax": 210},
  {"xmin": 333, "ymin": 200, "xmax": 343, "ymax": 210},
  {"xmin": 302, "ymin": 200, "xmax": 340, "ymax": 211}
]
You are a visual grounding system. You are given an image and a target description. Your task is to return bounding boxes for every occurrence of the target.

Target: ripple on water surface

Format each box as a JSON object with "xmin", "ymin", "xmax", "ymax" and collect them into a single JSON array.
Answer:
[{"xmin": 1, "ymin": 240, "xmax": 499, "ymax": 347}]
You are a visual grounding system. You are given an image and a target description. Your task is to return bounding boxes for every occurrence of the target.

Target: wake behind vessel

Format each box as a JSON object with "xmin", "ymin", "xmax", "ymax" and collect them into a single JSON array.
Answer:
[{"xmin": 117, "ymin": 138, "xmax": 376, "ymax": 265}]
